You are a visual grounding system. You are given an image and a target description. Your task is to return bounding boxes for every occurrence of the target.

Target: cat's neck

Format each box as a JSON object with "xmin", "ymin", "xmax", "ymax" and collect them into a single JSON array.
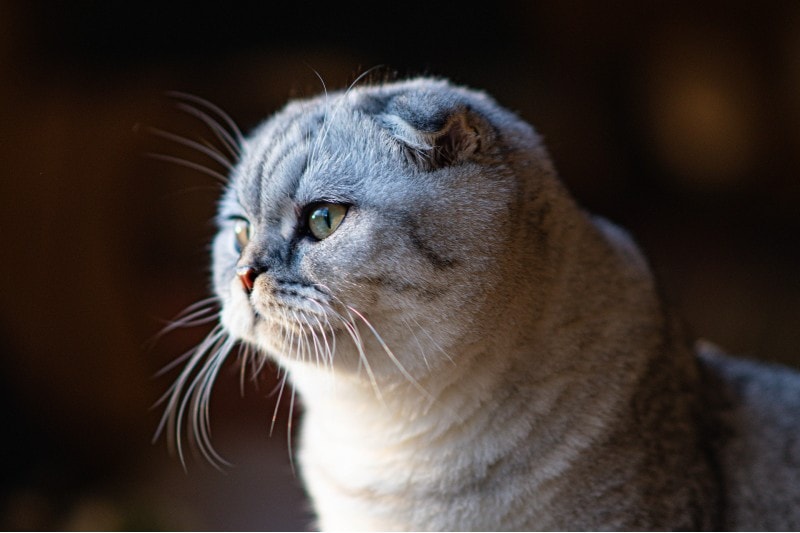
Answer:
[
  {"xmin": 288, "ymin": 207, "xmax": 668, "ymax": 427},
  {"xmin": 284, "ymin": 208, "xmax": 712, "ymax": 529}
]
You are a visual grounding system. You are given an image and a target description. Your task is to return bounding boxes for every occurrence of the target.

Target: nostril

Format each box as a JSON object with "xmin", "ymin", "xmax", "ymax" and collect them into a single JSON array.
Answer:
[{"xmin": 236, "ymin": 265, "xmax": 258, "ymax": 293}]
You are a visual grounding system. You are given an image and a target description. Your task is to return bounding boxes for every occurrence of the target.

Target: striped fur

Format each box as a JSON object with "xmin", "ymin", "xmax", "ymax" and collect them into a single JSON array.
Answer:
[{"xmin": 165, "ymin": 78, "xmax": 800, "ymax": 530}]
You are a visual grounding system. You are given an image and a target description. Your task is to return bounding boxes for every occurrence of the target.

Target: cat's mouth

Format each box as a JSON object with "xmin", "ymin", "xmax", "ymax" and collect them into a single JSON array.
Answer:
[
  {"xmin": 244, "ymin": 302, "xmax": 342, "ymax": 366},
  {"xmin": 250, "ymin": 300, "xmax": 337, "ymax": 339},
  {"xmin": 233, "ymin": 281, "xmax": 376, "ymax": 366}
]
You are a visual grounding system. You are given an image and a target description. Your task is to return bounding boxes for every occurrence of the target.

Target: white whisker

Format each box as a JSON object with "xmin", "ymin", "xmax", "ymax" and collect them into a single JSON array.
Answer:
[
  {"xmin": 153, "ymin": 324, "xmax": 225, "ymax": 422},
  {"xmin": 338, "ymin": 306, "xmax": 383, "ymax": 402},
  {"xmin": 154, "ymin": 324, "xmax": 229, "ymax": 469},
  {"xmin": 270, "ymin": 370, "xmax": 290, "ymax": 437},
  {"xmin": 148, "ymin": 297, "xmax": 220, "ymax": 350},
  {"xmin": 175, "ymin": 102, "xmax": 242, "ymax": 161},
  {"xmin": 177, "ymin": 335, "xmax": 235, "ymax": 469},
  {"xmin": 303, "ymin": 312, "xmax": 325, "ymax": 370},
  {"xmin": 306, "ymin": 68, "xmax": 329, "ymax": 172},
  {"xmin": 146, "ymin": 152, "xmax": 229, "ymax": 185},
  {"xmin": 292, "ymin": 310, "xmax": 314, "ymax": 367},
  {"xmin": 287, "ymin": 384, "xmax": 297, "ymax": 475},
  {"xmin": 193, "ymin": 336, "xmax": 236, "ymax": 467},
  {"xmin": 401, "ymin": 316, "xmax": 431, "ymax": 371},
  {"xmin": 251, "ymin": 346, "xmax": 270, "ymax": 379},
  {"xmin": 308, "ymin": 67, "xmax": 382, "ymax": 174},
  {"xmin": 347, "ymin": 306, "xmax": 430, "ymax": 400},
  {"xmin": 238, "ymin": 343, "xmax": 250, "ymax": 396},
  {"xmin": 167, "ymin": 91, "xmax": 245, "ymax": 148},
  {"xmin": 291, "ymin": 310, "xmax": 307, "ymax": 365},
  {"xmin": 407, "ymin": 314, "xmax": 455, "ymax": 365},
  {"xmin": 154, "ymin": 344, "xmax": 200, "ymax": 380},
  {"xmin": 307, "ymin": 307, "xmax": 335, "ymax": 373},
  {"xmin": 312, "ymin": 283, "xmax": 384, "ymax": 401},
  {"xmin": 148, "ymin": 126, "xmax": 234, "ymax": 171},
  {"xmin": 172, "ymin": 296, "xmax": 221, "ymax": 318}
]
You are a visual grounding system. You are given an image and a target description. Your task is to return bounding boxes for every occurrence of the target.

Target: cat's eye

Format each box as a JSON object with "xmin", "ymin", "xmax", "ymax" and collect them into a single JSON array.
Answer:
[
  {"xmin": 308, "ymin": 203, "xmax": 347, "ymax": 240},
  {"xmin": 232, "ymin": 218, "xmax": 250, "ymax": 253}
]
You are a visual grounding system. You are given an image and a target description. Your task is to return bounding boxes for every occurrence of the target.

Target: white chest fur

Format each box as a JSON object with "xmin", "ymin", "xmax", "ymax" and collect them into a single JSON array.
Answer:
[{"xmin": 286, "ymin": 341, "xmax": 625, "ymax": 531}]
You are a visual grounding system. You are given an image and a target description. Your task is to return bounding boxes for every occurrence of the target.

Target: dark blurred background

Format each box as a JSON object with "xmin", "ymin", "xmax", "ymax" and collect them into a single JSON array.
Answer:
[{"xmin": 1, "ymin": 0, "xmax": 799, "ymax": 530}]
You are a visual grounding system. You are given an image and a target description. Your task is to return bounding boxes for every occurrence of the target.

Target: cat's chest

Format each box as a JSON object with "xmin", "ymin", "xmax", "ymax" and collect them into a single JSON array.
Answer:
[
  {"xmin": 298, "ymin": 431, "xmax": 571, "ymax": 532},
  {"xmin": 294, "ymin": 396, "xmax": 580, "ymax": 531}
]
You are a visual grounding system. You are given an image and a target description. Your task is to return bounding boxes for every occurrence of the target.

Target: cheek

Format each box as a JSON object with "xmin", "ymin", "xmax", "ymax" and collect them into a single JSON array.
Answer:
[
  {"xmin": 211, "ymin": 236, "xmax": 238, "ymax": 298},
  {"xmin": 211, "ymin": 236, "xmax": 256, "ymax": 339},
  {"xmin": 219, "ymin": 278, "xmax": 256, "ymax": 341},
  {"xmin": 298, "ymin": 234, "xmax": 380, "ymax": 302},
  {"xmin": 300, "ymin": 229, "xmax": 430, "ymax": 310}
]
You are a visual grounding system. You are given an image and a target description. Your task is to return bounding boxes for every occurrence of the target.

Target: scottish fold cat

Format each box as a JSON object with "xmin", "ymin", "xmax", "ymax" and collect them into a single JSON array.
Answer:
[{"xmin": 161, "ymin": 78, "xmax": 800, "ymax": 530}]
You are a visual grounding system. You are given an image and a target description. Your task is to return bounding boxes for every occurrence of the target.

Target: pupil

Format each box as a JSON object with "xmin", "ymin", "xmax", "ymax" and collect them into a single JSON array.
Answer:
[{"xmin": 307, "ymin": 204, "xmax": 345, "ymax": 240}]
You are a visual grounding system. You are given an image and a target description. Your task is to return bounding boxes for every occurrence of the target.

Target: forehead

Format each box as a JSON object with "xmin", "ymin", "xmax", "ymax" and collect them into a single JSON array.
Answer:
[{"xmin": 230, "ymin": 97, "xmax": 398, "ymax": 218}]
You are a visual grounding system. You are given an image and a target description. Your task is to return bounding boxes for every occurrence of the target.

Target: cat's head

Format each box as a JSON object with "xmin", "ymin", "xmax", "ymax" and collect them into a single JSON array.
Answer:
[{"xmin": 213, "ymin": 78, "xmax": 554, "ymax": 384}]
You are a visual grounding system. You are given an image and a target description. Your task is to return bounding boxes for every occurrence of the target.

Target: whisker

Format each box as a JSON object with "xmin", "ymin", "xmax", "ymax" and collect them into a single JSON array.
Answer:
[
  {"xmin": 183, "ymin": 337, "xmax": 231, "ymax": 467},
  {"xmin": 312, "ymin": 283, "xmax": 384, "ymax": 400},
  {"xmin": 148, "ymin": 126, "xmax": 234, "ymax": 171},
  {"xmin": 401, "ymin": 316, "xmax": 431, "ymax": 371},
  {"xmin": 152, "ymin": 317, "xmax": 239, "ymax": 471},
  {"xmin": 238, "ymin": 343, "xmax": 250, "ymax": 396},
  {"xmin": 309, "ymin": 66, "xmax": 328, "ymax": 97},
  {"xmin": 308, "ymin": 66, "xmax": 381, "ymax": 174},
  {"xmin": 270, "ymin": 370, "xmax": 290, "ymax": 437},
  {"xmin": 173, "ymin": 296, "xmax": 221, "ymax": 318},
  {"xmin": 167, "ymin": 91, "xmax": 245, "ymax": 148},
  {"xmin": 287, "ymin": 384, "xmax": 297, "ymax": 475},
  {"xmin": 306, "ymin": 306, "xmax": 335, "ymax": 373},
  {"xmin": 336, "ymin": 306, "xmax": 383, "ymax": 402},
  {"xmin": 146, "ymin": 152, "xmax": 229, "ymax": 185},
  {"xmin": 302, "ymin": 312, "xmax": 325, "ymax": 370},
  {"xmin": 281, "ymin": 307, "xmax": 295, "ymax": 362},
  {"xmin": 292, "ymin": 310, "xmax": 312, "ymax": 367},
  {"xmin": 347, "ymin": 305, "xmax": 430, "ymax": 400},
  {"xmin": 322, "ymin": 313, "xmax": 337, "ymax": 370},
  {"xmin": 407, "ymin": 314, "xmax": 455, "ymax": 365},
  {"xmin": 153, "ymin": 323, "xmax": 225, "ymax": 410},
  {"xmin": 251, "ymin": 346, "xmax": 270, "ymax": 379},
  {"xmin": 146, "ymin": 297, "xmax": 220, "ymax": 350},
  {"xmin": 175, "ymin": 102, "xmax": 242, "ymax": 161},
  {"xmin": 306, "ymin": 67, "xmax": 329, "ymax": 171},
  {"xmin": 158, "ymin": 306, "xmax": 218, "ymax": 336},
  {"xmin": 153, "ymin": 324, "xmax": 226, "ymax": 461},
  {"xmin": 154, "ymin": 343, "xmax": 204, "ymax": 380},
  {"xmin": 286, "ymin": 308, "xmax": 304, "ymax": 365},
  {"xmin": 188, "ymin": 335, "xmax": 236, "ymax": 468}
]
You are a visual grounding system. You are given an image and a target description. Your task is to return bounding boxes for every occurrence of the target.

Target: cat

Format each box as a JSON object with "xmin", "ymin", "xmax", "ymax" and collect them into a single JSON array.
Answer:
[{"xmin": 161, "ymin": 77, "xmax": 800, "ymax": 530}]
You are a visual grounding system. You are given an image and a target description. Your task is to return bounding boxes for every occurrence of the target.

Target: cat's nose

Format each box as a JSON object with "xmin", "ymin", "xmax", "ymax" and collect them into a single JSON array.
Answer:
[{"xmin": 236, "ymin": 265, "xmax": 258, "ymax": 293}]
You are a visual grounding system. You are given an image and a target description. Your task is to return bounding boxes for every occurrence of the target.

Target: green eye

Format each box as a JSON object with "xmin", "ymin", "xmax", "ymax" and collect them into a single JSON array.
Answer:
[
  {"xmin": 233, "ymin": 218, "xmax": 250, "ymax": 253},
  {"xmin": 308, "ymin": 203, "xmax": 347, "ymax": 240}
]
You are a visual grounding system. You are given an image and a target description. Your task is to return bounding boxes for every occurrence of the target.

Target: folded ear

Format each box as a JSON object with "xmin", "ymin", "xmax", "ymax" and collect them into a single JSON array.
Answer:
[
  {"xmin": 427, "ymin": 110, "xmax": 484, "ymax": 167},
  {"xmin": 377, "ymin": 90, "xmax": 494, "ymax": 170}
]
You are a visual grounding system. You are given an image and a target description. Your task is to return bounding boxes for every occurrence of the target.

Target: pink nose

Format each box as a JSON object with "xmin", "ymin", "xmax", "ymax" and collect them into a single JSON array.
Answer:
[{"xmin": 236, "ymin": 265, "xmax": 257, "ymax": 293}]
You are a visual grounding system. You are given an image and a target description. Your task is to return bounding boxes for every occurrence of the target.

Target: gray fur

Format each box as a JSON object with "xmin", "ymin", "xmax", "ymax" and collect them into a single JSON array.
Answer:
[{"xmin": 172, "ymin": 78, "xmax": 800, "ymax": 530}]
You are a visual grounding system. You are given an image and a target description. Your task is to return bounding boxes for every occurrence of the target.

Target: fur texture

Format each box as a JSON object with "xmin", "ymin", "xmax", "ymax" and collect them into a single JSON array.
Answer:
[{"xmin": 166, "ymin": 78, "xmax": 800, "ymax": 530}]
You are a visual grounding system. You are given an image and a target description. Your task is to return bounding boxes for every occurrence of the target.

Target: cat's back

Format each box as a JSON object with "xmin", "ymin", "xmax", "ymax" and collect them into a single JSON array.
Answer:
[{"xmin": 699, "ymin": 343, "xmax": 800, "ymax": 530}]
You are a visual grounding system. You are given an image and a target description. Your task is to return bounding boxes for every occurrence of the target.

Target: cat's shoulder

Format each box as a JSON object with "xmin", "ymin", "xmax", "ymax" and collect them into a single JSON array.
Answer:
[
  {"xmin": 697, "ymin": 341, "xmax": 800, "ymax": 529},
  {"xmin": 698, "ymin": 340, "xmax": 800, "ymax": 410}
]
